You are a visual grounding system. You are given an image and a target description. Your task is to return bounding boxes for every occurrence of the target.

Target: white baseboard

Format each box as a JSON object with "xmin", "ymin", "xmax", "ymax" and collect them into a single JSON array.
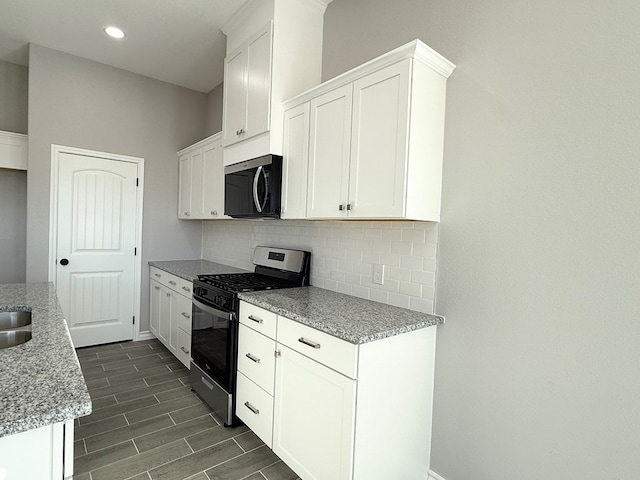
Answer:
[
  {"xmin": 428, "ymin": 470, "xmax": 447, "ymax": 480},
  {"xmin": 136, "ymin": 330, "xmax": 156, "ymax": 341}
]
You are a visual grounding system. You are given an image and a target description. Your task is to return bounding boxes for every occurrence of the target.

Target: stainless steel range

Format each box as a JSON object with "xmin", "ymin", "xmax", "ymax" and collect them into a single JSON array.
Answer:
[{"xmin": 190, "ymin": 246, "xmax": 310, "ymax": 426}]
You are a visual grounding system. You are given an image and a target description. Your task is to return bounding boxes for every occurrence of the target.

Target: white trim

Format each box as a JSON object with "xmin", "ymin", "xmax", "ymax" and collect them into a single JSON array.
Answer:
[
  {"xmin": 136, "ymin": 330, "xmax": 156, "ymax": 341},
  {"xmin": 428, "ymin": 470, "xmax": 447, "ymax": 480},
  {"xmin": 48, "ymin": 144, "xmax": 145, "ymax": 342}
]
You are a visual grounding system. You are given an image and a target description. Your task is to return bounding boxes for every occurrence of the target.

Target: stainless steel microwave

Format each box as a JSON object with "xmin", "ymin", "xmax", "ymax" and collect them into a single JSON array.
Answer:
[{"xmin": 224, "ymin": 154, "xmax": 282, "ymax": 219}]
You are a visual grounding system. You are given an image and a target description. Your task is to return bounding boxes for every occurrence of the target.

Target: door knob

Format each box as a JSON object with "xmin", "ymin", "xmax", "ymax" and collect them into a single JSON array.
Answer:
[{"xmin": 60, "ymin": 258, "xmax": 69, "ymax": 266}]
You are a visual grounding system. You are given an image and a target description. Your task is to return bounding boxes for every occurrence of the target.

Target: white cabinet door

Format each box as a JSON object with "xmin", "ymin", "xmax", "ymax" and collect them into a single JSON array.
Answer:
[
  {"xmin": 349, "ymin": 61, "xmax": 411, "ymax": 219},
  {"xmin": 273, "ymin": 345, "xmax": 356, "ymax": 480},
  {"xmin": 178, "ymin": 152, "xmax": 201, "ymax": 218},
  {"xmin": 223, "ymin": 47, "xmax": 247, "ymax": 147},
  {"xmin": 281, "ymin": 103, "xmax": 310, "ymax": 219},
  {"xmin": 223, "ymin": 24, "xmax": 272, "ymax": 148},
  {"xmin": 245, "ymin": 25, "xmax": 272, "ymax": 138},
  {"xmin": 149, "ymin": 281, "xmax": 161, "ymax": 336},
  {"xmin": 178, "ymin": 153, "xmax": 190, "ymax": 218},
  {"xmin": 306, "ymin": 85, "xmax": 353, "ymax": 218},
  {"xmin": 189, "ymin": 150, "xmax": 205, "ymax": 218},
  {"xmin": 202, "ymin": 140, "xmax": 225, "ymax": 218}
]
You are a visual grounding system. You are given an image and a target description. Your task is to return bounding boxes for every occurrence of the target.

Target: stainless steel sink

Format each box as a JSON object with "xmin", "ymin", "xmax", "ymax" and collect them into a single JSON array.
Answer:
[
  {"xmin": 0, "ymin": 330, "xmax": 32, "ymax": 349},
  {"xmin": 0, "ymin": 310, "xmax": 32, "ymax": 331}
]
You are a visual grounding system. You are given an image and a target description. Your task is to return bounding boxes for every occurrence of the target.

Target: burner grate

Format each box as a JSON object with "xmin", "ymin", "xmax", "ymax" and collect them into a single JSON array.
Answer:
[{"xmin": 197, "ymin": 273, "xmax": 298, "ymax": 293}]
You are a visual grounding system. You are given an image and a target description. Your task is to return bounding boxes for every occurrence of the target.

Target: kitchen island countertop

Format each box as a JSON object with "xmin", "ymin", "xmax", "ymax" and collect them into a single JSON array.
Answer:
[
  {"xmin": 148, "ymin": 259, "xmax": 249, "ymax": 281},
  {"xmin": 238, "ymin": 286, "xmax": 444, "ymax": 344},
  {"xmin": 0, "ymin": 282, "xmax": 91, "ymax": 438}
]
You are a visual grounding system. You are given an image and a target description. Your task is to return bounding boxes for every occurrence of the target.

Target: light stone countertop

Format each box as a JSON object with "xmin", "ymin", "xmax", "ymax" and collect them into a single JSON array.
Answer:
[
  {"xmin": 148, "ymin": 259, "xmax": 249, "ymax": 281},
  {"xmin": 238, "ymin": 286, "xmax": 444, "ymax": 344},
  {"xmin": 0, "ymin": 282, "xmax": 92, "ymax": 438}
]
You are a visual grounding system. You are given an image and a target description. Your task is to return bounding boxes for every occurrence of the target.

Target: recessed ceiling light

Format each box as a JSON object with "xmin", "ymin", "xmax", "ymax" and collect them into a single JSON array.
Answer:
[{"xmin": 104, "ymin": 26, "xmax": 125, "ymax": 39}]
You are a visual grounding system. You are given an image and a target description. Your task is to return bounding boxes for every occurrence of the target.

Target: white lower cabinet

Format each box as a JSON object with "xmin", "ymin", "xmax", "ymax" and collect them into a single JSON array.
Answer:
[
  {"xmin": 236, "ymin": 371, "xmax": 275, "ymax": 448},
  {"xmin": 273, "ymin": 344, "xmax": 356, "ymax": 480},
  {"xmin": 237, "ymin": 301, "xmax": 437, "ymax": 480},
  {"xmin": 149, "ymin": 267, "xmax": 192, "ymax": 368},
  {"xmin": 0, "ymin": 419, "xmax": 74, "ymax": 479}
]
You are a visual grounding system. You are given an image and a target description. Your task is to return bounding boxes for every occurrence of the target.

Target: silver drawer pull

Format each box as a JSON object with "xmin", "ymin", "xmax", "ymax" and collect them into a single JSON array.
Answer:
[
  {"xmin": 244, "ymin": 401, "xmax": 259, "ymax": 415},
  {"xmin": 168, "ymin": 280, "xmax": 177, "ymax": 286},
  {"xmin": 248, "ymin": 315, "xmax": 263, "ymax": 324},
  {"xmin": 182, "ymin": 286, "xmax": 191, "ymax": 292},
  {"xmin": 181, "ymin": 312, "xmax": 190, "ymax": 319},
  {"xmin": 154, "ymin": 273, "xmax": 161, "ymax": 278},
  {"xmin": 298, "ymin": 337, "xmax": 321, "ymax": 349},
  {"xmin": 181, "ymin": 346, "xmax": 189, "ymax": 354},
  {"xmin": 245, "ymin": 353, "xmax": 261, "ymax": 363}
]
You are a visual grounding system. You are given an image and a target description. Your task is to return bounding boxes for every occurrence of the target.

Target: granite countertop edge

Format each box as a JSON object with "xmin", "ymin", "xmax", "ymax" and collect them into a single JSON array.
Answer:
[
  {"xmin": 238, "ymin": 286, "xmax": 444, "ymax": 345},
  {"xmin": 0, "ymin": 282, "xmax": 92, "ymax": 439}
]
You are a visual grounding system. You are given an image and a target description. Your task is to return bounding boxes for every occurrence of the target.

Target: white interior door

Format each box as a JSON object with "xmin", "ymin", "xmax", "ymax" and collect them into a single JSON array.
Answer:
[{"xmin": 55, "ymin": 152, "xmax": 138, "ymax": 348}]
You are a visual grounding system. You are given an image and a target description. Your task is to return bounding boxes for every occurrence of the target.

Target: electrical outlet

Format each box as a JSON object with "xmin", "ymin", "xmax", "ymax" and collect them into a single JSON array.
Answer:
[{"xmin": 373, "ymin": 264, "xmax": 385, "ymax": 285}]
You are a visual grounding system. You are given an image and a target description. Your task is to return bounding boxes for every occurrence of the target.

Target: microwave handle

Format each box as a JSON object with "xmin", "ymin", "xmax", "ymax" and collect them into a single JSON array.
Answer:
[{"xmin": 252, "ymin": 166, "xmax": 268, "ymax": 213}]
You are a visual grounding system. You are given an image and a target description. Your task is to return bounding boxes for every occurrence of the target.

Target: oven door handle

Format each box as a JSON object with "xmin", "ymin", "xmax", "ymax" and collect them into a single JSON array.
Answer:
[{"xmin": 192, "ymin": 297, "xmax": 235, "ymax": 321}]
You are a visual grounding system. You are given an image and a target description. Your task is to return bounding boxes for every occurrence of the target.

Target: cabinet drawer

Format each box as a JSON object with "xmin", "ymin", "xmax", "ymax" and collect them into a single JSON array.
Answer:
[
  {"xmin": 239, "ymin": 302, "xmax": 277, "ymax": 339},
  {"xmin": 236, "ymin": 372, "xmax": 274, "ymax": 448},
  {"xmin": 175, "ymin": 277, "xmax": 193, "ymax": 298},
  {"xmin": 238, "ymin": 324, "xmax": 276, "ymax": 395},
  {"xmin": 174, "ymin": 294, "xmax": 192, "ymax": 333},
  {"xmin": 150, "ymin": 267, "xmax": 168, "ymax": 287},
  {"xmin": 277, "ymin": 316, "xmax": 358, "ymax": 379},
  {"xmin": 176, "ymin": 329, "xmax": 191, "ymax": 369},
  {"xmin": 149, "ymin": 268, "xmax": 193, "ymax": 299}
]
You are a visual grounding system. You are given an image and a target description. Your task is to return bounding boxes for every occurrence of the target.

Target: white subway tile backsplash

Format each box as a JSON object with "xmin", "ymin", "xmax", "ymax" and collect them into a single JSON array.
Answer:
[
  {"xmin": 402, "ymin": 228, "xmax": 426, "ymax": 243},
  {"xmin": 412, "ymin": 270, "xmax": 436, "ymax": 286},
  {"xmin": 369, "ymin": 289, "xmax": 389, "ymax": 304},
  {"xmin": 202, "ymin": 220, "xmax": 439, "ymax": 314},
  {"xmin": 388, "ymin": 292, "xmax": 411, "ymax": 309}
]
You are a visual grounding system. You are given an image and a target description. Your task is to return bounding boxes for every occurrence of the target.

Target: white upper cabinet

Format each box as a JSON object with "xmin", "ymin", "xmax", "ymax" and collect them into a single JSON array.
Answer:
[
  {"xmin": 221, "ymin": 0, "xmax": 333, "ymax": 166},
  {"xmin": 280, "ymin": 103, "xmax": 310, "ymax": 219},
  {"xmin": 0, "ymin": 130, "xmax": 28, "ymax": 170},
  {"xmin": 283, "ymin": 39, "xmax": 455, "ymax": 222},
  {"xmin": 177, "ymin": 132, "xmax": 227, "ymax": 220},
  {"xmin": 222, "ymin": 24, "xmax": 272, "ymax": 148},
  {"xmin": 306, "ymin": 84, "xmax": 353, "ymax": 218}
]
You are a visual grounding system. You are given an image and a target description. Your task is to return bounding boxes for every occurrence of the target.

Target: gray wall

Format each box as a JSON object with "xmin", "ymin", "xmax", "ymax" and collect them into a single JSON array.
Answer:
[
  {"xmin": 27, "ymin": 44, "xmax": 207, "ymax": 331},
  {"xmin": 323, "ymin": 1, "xmax": 640, "ymax": 479},
  {"xmin": 0, "ymin": 169, "xmax": 27, "ymax": 283},
  {"xmin": 204, "ymin": 83, "xmax": 224, "ymax": 136},
  {"xmin": 0, "ymin": 60, "xmax": 28, "ymax": 283},
  {"xmin": 0, "ymin": 60, "xmax": 28, "ymax": 134}
]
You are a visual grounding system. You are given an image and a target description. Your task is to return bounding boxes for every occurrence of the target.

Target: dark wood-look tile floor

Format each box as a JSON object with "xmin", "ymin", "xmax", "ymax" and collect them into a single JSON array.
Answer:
[{"xmin": 74, "ymin": 339, "xmax": 300, "ymax": 480}]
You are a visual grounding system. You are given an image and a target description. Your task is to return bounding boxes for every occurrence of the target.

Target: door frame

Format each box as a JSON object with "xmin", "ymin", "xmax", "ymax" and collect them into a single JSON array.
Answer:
[{"xmin": 48, "ymin": 144, "xmax": 146, "ymax": 341}]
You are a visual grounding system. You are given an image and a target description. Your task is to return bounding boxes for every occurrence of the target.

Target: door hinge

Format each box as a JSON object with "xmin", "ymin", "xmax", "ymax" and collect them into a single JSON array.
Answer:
[
  {"xmin": 133, "ymin": 316, "xmax": 135, "ymax": 325},
  {"xmin": 134, "ymin": 247, "xmax": 137, "ymax": 256},
  {"xmin": 136, "ymin": 178, "xmax": 139, "ymax": 187}
]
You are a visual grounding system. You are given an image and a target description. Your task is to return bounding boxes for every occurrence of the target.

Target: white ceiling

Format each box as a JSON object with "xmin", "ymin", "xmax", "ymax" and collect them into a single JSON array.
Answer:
[{"xmin": 0, "ymin": 0, "xmax": 247, "ymax": 93}]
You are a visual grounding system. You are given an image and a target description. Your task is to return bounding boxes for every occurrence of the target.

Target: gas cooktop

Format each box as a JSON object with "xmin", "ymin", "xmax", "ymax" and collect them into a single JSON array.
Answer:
[{"xmin": 197, "ymin": 272, "xmax": 300, "ymax": 293}]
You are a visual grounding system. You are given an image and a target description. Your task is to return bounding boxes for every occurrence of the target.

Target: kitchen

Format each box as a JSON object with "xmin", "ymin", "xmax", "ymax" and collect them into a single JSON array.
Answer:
[{"xmin": 1, "ymin": 0, "xmax": 639, "ymax": 479}]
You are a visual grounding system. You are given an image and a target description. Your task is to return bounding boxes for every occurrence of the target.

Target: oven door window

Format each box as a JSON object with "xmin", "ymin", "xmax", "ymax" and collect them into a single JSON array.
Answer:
[{"xmin": 191, "ymin": 298, "xmax": 236, "ymax": 392}]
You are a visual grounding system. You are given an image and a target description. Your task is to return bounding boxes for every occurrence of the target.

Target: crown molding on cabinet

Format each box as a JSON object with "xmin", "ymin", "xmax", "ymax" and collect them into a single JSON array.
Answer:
[{"xmin": 284, "ymin": 38, "xmax": 455, "ymax": 109}]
